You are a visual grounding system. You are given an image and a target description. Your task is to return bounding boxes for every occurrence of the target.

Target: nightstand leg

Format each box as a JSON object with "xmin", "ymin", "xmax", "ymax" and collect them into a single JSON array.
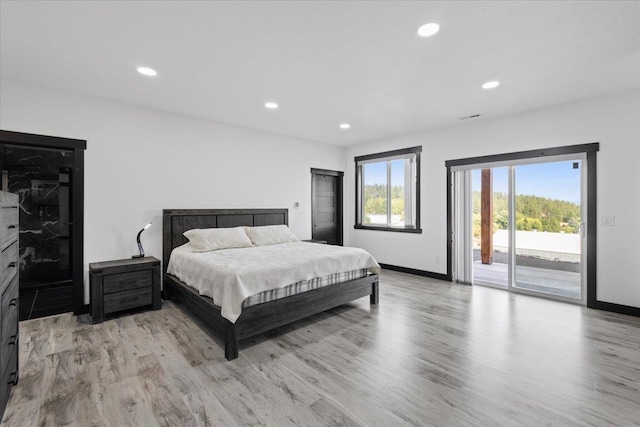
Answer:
[
  {"xmin": 91, "ymin": 275, "xmax": 104, "ymax": 324},
  {"xmin": 152, "ymin": 266, "xmax": 162, "ymax": 310}
]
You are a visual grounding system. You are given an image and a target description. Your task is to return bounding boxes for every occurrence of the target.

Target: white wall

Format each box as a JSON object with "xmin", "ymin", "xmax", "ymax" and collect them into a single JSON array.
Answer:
[
  {"xmin": 345, "ymin": 89, "xmax": 640, "ymax": 308},
  {"xmin": 3, "ymin": 79, "xmax": 639, "ymax": 309},
  {"xmin": 1, "ymin": 79, "xmax": 347, "ymax": 303}
]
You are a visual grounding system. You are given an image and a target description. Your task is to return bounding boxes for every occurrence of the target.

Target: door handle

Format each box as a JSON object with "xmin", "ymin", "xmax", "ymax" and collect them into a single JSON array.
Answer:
[{"xmin": 578, "ymin": 223, "xmax": 585, "ymax": 237}]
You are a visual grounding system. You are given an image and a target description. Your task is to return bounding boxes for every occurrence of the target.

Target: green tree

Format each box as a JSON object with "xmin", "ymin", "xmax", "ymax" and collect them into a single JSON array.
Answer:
[
  {"xmin": 494, "ymin": 210, "xmax": 509, "ymax": 230},
  {"xmin": 365, "ymin": 197, "xmax": 387, "ymax": 215},
  {"xmin": 516, "ymin": 216, "xmax": 543, "ymax": 231},
  {"xmin": 472, "ymin": 191, "xmax": 580, "ymax": 234},
  {"xmin": 391, "ymin": 198, "xmax": 404, "ymax": 216}
]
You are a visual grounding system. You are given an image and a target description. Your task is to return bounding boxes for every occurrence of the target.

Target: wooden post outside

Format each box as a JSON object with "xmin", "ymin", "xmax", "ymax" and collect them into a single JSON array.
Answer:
[{"xmin": 481, "ymin": 169, "xmax": 493, "ymax": 265}]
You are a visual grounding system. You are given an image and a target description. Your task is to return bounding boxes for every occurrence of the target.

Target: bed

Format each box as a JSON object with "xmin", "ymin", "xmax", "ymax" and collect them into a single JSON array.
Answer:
[{"xmin": 162, "ymin": 208, "xmax": 380, "ymax": 360}]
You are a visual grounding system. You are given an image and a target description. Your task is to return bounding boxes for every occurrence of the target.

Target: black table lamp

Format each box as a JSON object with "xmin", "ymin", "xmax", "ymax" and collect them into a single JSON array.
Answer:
[{"xmin": 132, "ymin": 222, "xmax": 152, "ymax": 258}]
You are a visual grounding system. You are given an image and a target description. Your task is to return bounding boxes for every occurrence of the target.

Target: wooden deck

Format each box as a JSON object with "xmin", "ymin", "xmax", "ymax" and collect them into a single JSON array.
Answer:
[
  {"xmin": 474, "ymin": 261, "xmax": 581, "ymax": 299},
  {"xmin": 473, "ymin": 249, "xmax": 581, "ymax": 299},
  {"xmin": 3, "ymin": 270, "xmax": 639, "ymax": 426}
]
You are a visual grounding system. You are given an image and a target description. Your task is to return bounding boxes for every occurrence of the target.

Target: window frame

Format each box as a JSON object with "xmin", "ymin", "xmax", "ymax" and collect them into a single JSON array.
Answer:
[{"xmin": 354, "ymin": 146, "xmax": 422, "ymax": 233}]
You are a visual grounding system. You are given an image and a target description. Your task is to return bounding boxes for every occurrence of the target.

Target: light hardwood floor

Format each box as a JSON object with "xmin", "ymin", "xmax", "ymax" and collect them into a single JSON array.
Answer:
[{"xmin": 2, "ymin": 270, "xmax": 640, "ymax": 426}]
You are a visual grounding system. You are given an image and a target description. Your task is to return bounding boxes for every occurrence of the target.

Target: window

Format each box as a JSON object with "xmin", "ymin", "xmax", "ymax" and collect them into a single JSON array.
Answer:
[{"xmin": 355, "ymin": 146, "xmax": 421, "ymax": 233}]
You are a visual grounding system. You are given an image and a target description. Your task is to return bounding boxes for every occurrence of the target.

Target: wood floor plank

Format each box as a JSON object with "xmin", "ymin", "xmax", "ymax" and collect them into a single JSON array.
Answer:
[
  {"xmin": 308, "ymin": 396, "xmax": 366, "ymax": 427},
  {"xmin": 274, "ymin": 333, "xmax": 481, "ymax": 426},
  {"xmin": 135, "ymin": 353, "xmax": 197, "ymax": 426},
  {"xmin": 198, "ymin": 356, "xmax": 321, "ymax": 427},
  {"xmin": 155, "ymin": 308, "xmax": 217, "ymax": 368},
  {"xmin": 45, "ymin": 313, "xmax": 78, "ymax": 355},
  {"xmin": 102, "ymin": 377, "xmax": 158, "ymax": 427},
  {"xmin": 37, "ymin": 350, "xmax": 77, "ymax": 426},
  {"xmin": 74, "ymin": 362, "xmax": 108, "ymax": 427},
  {"xmin": 0, "ymin": 400, "xmax": 40, "ymax": 427},
  {"xmin": 248, "ymin": 339, "xmax": 431, "ymax": 427},
  {"xmin": 3, "ymin": 270, "xmax": 640, "ymax": 426},
  {"xmin": 139, "ymin": 323, "xmax": 242, "ymax": 427},
  {"xmin": 181, "ymin": 382, "xmax": 243, "ymax": 427}
]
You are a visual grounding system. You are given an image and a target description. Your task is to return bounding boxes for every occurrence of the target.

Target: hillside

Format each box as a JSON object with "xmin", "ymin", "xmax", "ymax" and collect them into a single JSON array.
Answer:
[{"xmin": 472, "ymin": 191, "xmax": 581, "ymax": 235}]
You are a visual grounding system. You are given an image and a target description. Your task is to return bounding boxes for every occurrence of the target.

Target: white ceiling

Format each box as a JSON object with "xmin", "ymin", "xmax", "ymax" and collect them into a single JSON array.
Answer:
[{"xmin": 2, "ymin": 1, "xmax": 639, "ymax": 146}]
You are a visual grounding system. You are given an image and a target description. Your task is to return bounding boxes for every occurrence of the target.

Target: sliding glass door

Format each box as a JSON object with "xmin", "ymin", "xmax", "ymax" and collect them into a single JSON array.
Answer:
[
  {"xmin": 512, "ymin": 160, "xmax": 584, "ymax": 301},
  {"xmin": 453, "ymin": 154, "xmax": 587, "ymax": 304}
]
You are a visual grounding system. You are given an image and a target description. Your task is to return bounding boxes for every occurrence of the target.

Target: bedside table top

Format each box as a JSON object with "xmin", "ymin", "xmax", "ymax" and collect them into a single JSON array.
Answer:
[{"xmin": 89, "ymin": 256, "xmax": 160, "ymax": 271}]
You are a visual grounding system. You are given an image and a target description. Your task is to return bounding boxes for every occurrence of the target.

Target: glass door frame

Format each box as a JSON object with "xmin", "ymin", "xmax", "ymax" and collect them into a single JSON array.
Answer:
[
  {"xmin": 446, "ymin": 143, "xmax": 599, "ymax": 308},
  {"xmin": 503, "ymin": 154, "xmax": 587, "ymax": 305},
  {"xmin": 1, "ymin": 130, "xmax": 87, "ymax": 315}
]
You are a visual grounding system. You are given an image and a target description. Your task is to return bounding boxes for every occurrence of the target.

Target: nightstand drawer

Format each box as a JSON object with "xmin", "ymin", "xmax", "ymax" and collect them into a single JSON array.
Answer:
[
  {"xmin": 103, "ymin": 287, "xmax": 152, "ymax": 314},
  {"xmin": 0, "ymin": 208, "xmax": 18, "ymax": 249},
  {"xmin": 0, "ymin": 241, "xmax": 18, "ymax": 291},
  {"xmin": 103, "ymin": 270, "xmax": 152, "ymax": 294}
]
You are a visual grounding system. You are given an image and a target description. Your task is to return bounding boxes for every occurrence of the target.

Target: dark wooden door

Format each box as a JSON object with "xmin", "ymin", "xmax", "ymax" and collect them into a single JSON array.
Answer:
[{"xmin": 311, "ymin": 169, "xmax": 343, "ymax": 245}]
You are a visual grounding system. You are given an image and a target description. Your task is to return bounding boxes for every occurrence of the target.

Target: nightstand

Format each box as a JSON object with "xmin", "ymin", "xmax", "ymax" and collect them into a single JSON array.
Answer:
[{"xmin": 90, "ymin": 256, "xmax": 161, "ymax": 324}]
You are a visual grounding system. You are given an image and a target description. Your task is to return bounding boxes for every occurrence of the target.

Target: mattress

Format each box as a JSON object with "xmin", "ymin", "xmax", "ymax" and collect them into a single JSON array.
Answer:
[
  {"xmin": 241, "ymin": 268, "xmax": 369, "ymax": 307},
  {"xmin": 167, "ymin": 241, "xmax": 381, "ymax": 323}
]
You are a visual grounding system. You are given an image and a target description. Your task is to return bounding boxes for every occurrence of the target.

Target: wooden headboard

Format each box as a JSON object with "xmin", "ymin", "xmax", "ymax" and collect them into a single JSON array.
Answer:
[{"xmin": 162, "ymin": 208, "xmax": 288, "ymax": 272}]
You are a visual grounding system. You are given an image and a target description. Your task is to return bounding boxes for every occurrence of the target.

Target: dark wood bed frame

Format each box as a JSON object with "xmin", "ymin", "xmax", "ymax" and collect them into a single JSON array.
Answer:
[{"xmin": 162, "ymin": 208, "xmax": 379, "ymax": 360}]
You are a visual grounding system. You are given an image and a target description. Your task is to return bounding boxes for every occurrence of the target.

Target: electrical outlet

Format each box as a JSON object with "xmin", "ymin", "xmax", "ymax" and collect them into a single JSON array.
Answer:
[{"xmin": 601, "ymin": 216, "xmax": 615, "ymax": 226}]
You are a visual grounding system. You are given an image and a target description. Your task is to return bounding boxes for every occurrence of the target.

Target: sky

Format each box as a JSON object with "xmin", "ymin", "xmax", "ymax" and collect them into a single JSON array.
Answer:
[
  {"xmin": 364, "ymin": 159, "xmax": 581, "ymax": 204},
  {"xmin": 363, "ymin": 159, "xmax": 406, "ymax": 187},
  {"xmin": 472, "ymin": 160, "xmax": 582, "ymax": 204}
]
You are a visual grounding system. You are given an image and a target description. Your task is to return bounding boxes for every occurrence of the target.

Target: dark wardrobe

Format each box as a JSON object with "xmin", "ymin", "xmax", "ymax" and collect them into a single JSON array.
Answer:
[{"xmin": 0, "ymin": 130, "xmax": 86, "ymax": 320}]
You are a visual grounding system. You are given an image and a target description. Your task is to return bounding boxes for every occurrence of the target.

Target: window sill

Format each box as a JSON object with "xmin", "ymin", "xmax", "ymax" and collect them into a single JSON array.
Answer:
[{"xmin": 354, "ymin": 224, "xmax": 422, "ymax": 234}]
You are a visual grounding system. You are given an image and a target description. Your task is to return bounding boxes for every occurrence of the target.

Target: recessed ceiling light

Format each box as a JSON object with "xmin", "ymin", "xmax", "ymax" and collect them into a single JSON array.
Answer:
[
  {"xmin": 137, "ymin": 67, "xmax": 157, "ymax": 77},
  {"xmin": 417, "ymin": 23, "xmax": 440, "ymax": 37},
  {"xmin": 339, "ymin": 123, "xmax": 351, "ymax": 129},
  {"xmin": 482, "ymin": 81, "xmax": 500, "ymax": 89},
  {"xmin": 265, "ymin": 102, "xmax": 278, "ymax": 109}
]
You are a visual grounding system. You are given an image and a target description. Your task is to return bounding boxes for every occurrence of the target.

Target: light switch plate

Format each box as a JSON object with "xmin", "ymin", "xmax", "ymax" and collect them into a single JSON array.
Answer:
[{"xmin": 601, "ymin": 216, "xmax": 615, "ymax": 226}]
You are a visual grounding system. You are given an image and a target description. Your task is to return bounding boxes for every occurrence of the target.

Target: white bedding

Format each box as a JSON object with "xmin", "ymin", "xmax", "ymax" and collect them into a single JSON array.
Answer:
[{"xmin": 167, "ymin": 241, "xmax": 381, "ymax": 323}]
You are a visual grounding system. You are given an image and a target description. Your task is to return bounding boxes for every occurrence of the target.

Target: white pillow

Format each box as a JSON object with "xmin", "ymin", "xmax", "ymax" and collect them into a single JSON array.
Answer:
[
  {"xmin": 245, "ymin": 225, "xmax": 299, "ymax": 246},
  {"xmin": 183, "ymin": 227, "xmax": 254, "ymax": 252}
]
